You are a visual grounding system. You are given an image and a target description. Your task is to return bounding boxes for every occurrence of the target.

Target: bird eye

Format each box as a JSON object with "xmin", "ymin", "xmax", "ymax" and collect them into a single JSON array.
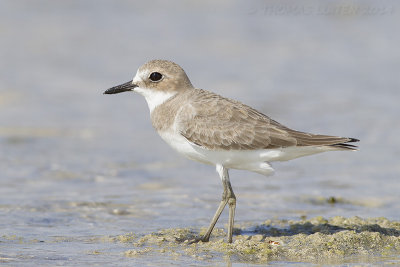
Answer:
[{"xmin": 149, "ymin": 72, "xmax": 163, "ymax": 82}]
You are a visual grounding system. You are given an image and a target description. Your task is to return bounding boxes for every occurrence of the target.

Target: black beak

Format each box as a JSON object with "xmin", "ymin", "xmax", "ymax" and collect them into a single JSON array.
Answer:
[{"xmin": 104, "ymin": 81, "xmax": 138, "ymax": 94}]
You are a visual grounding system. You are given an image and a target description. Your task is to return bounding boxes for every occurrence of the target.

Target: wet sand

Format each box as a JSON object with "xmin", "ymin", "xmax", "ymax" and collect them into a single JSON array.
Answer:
[{"xmin": 109, "ymin": 216, "xmax": 400, "ymax": 264}]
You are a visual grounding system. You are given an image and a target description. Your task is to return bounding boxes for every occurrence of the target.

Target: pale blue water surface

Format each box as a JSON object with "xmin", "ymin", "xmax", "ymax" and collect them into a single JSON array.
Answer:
[{"xmin": 1, "ymin": 0, "xmax": 399, "ymax": 266}]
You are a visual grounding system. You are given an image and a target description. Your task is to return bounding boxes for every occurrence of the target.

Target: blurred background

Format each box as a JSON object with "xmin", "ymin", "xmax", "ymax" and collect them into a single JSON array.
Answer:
[{"xmin": 1, "ymin": 0, "xmax": 399, "ymax": 265}]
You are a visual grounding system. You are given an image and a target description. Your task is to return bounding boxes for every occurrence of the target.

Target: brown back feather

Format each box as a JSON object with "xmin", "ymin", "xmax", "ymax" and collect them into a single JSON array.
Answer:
[{"xmin": 155, "ymin": 89, "xmax": 359, "ymax": 151}]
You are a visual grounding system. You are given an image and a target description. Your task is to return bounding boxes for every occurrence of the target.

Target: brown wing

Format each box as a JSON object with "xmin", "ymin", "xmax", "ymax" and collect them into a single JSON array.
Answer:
[
  {"xmin": 177, "ymin": 89, "xmax": 358, "ymax": 151},
  {"xmin": 275, "ymin": 123, "xmax": 358, "ymax": 150}
]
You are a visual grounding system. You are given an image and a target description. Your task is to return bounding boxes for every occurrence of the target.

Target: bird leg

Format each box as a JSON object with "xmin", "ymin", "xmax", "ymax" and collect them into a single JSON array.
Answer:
[
  {"xmin": 200, "ymin": 195, "xmax": 228, "ymax": 242},
  {"xmin": 200, "ymin": 165, "xmax": 236, "ymax": 243},
  {"xmin": 225, "ymin": 175, "xmax": 236, "ymax": 243}
]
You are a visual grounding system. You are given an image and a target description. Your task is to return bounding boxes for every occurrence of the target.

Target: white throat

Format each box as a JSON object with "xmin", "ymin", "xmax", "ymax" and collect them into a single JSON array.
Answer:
[{"xmin": 135, "ymin": 87, "xmax": 177, "ymax": 113}]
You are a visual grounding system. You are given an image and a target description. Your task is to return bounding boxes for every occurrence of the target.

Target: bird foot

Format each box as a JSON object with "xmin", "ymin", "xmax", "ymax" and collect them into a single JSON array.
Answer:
[{"xmin": 187, "ymin": 236, "xmax": 209, "ymax": 244}]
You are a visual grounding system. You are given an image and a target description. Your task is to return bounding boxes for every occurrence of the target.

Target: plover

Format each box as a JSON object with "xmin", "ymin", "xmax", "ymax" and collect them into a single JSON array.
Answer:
[{"xmin": 104, "ymin": 60, "xmax": 359, "ymax": 243}]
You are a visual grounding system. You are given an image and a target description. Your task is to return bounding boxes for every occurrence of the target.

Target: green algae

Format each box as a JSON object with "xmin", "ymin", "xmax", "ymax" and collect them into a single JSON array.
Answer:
[{"xmin": 107, "ymin": 216, "xmax": 400, "ymax": 264}]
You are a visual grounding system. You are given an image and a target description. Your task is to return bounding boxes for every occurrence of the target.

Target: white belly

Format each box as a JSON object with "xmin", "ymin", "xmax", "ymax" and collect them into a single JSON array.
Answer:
[{"xmin": 158, "ymin": 130, "xmax": 331, "ymax": 176}]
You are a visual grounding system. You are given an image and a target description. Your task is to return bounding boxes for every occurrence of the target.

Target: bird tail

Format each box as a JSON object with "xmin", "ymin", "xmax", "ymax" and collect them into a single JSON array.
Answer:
[
  {"xmin": 328, "ymin": 138, "xmax": 359, "ymax": 151},
  {"xmin": 284, "ymin": 128, "xmax": 360, "ymax": 151}
]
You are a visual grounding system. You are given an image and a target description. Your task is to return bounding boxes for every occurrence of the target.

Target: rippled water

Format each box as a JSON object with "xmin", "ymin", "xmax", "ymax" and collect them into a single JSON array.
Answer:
[{"xmin": 1, "ymin": 0, "xmax": 399, "ymax": 265}]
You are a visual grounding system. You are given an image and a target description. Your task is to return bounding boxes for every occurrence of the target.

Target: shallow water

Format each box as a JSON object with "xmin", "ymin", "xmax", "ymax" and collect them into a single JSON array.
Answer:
[{"xmin": 1, "ymin": 0, "xmax": 400, "ymax": 265}]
